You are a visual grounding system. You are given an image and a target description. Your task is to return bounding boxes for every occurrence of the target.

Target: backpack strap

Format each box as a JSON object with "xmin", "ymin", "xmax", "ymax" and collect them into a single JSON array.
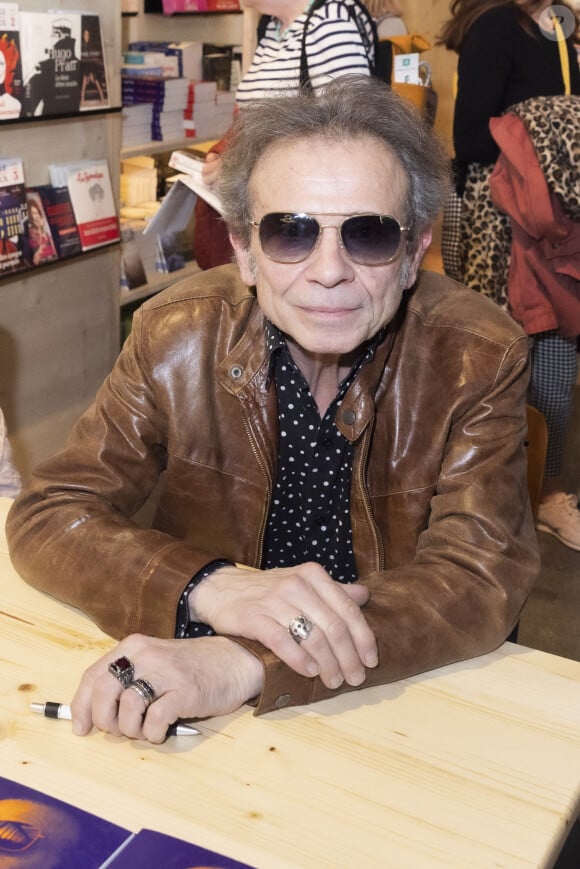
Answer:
[{"xmin": 257, "ymin": 14, "xmax": 272, "ymax": 44}]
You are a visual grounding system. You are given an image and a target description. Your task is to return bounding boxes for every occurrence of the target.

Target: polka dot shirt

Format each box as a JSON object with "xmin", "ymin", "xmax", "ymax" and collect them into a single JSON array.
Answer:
[{"xmin": 175, "ymin": 322, "xmax": 383, "ymax": 638}]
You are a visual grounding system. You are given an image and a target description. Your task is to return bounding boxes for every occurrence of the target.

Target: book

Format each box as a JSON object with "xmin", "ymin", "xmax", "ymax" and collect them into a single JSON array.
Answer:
[
  {"xmin": 142, "ymin": 179, "xmax": 198, "ymax": 272},
  {"xmin": 79, "ymin": 12, "xmax": 109, "ymax": 110},
  {"xmin": 25, "ymin": 187, "xmax": 59, "ymax": 265},
  {"xmin": 0, "ymin": 775, "xmax": 254, "ymax": 868},
  {"xmin": 121, "ymin": 226, "xmax": 148, "ymax": 291},
  {"xmin": 168, "ymin": 150, "xmax": 223, "ymax": 214},
  {"xmin": 0, "ymin": 156, "xmax": 31, "ymax": 274},
  {"xmin": 123, "ymin": 50, "xmax": 180, "ymax": 78},
  {"xmin": 128, "ymin": 40, "xmax": 203, "ymax": 81},
  {"xmin": 0, "ymin": 3, "xmax": 23, "ymax": 120},
  {"xmin": 34, "ymin": 184, "xmax": 82, "ymax": 259},
  {"xmin": 20, "ymin": 11, "xmax": 83, "ymax": 116},
  {"xmin": 104, "ymin": 827, "xmax": 253, "ymax": 867},
  {"xmin": 0, "ymin": 774, "xmax": 129, "ymax": 868},
  {"xmin": 49, "ymin": 159, "xmax": 120, "ymax": 251}
]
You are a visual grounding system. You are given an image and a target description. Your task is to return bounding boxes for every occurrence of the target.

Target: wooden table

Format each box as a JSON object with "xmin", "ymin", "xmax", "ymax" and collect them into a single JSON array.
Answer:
[{"xmin": 1, "ymin": 495, "xmax": 580, "ymax": 868}]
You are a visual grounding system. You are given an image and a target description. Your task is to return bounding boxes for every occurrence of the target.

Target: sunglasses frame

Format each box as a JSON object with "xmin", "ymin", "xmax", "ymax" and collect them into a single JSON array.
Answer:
[{"xmin": 250, "ymin": 211, "xmax": 410, "ymax": 266}]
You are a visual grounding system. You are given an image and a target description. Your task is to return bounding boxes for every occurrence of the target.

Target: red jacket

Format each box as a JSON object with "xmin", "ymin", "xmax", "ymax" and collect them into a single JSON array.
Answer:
[{"xmin": 489, "ymin": 112, "xmax": 580, "ymax": 337}]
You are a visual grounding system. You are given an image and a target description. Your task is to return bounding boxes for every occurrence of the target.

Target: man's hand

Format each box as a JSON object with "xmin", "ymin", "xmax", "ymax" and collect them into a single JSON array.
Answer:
[
  {"xmin": 70, "ymin": 635, "xmax": 263, "ymax": 744},
  {"xmin": 189, "ymin": 563, "xmax": 378, "ymax": 690},
  {"xmin": 201, "ymin": 151, "xmax": 221, "ymax": 188}
]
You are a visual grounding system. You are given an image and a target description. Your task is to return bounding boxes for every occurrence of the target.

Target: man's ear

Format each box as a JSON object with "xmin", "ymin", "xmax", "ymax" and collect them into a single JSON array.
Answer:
[
  {"xmin": 230, "ymin": 234, "xmax": 256, "ymax": 285},
  {"xmin": 405, "ymin": 227, "xmax": 432, "ymax": 288}
]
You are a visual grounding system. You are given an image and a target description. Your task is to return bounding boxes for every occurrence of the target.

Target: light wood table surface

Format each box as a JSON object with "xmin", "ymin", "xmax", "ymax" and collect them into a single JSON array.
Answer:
[{"xmin": 1, "ymin": 496, "xmax": 580, "ymax": 868}]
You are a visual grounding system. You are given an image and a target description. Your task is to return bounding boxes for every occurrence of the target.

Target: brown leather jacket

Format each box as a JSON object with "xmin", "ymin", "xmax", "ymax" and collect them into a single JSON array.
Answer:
[{"xmin": 7, "ymin": 264, "xmax": 539, "ymax": 714}]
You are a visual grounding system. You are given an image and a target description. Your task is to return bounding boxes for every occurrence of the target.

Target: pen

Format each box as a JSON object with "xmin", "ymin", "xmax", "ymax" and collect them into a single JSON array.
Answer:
[{"xmin": 30, "ymin": 701, "xmax": 202, "ymax": 737}]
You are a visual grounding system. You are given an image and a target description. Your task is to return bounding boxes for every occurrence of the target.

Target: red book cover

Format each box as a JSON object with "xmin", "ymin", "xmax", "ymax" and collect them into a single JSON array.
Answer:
[{"xmin": 34, "ymin": 184, "xmax": 82, "ymax": 259}]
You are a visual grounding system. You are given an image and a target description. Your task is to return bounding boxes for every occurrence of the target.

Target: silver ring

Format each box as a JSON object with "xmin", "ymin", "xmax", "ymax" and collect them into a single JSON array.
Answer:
[
  {"xmin": 288, "ymin": 614, "xmax": 314, "ymax": 644},
  {"xmin": 108, "ymin": 656, "xmax": 135, "ymax": 688},
  {"xmin": 128, "ymin": 678, "xmax": 156, "ymax": 710}
]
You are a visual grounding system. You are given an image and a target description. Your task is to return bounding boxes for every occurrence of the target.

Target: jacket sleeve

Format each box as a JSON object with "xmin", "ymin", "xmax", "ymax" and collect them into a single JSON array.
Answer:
[
  {"xmin": 6, "ymin": 311, "xmax": 218, "ymax": 641},
  {"xmin": 234, "ymin": 334, "xmax": 540, "ymax": 714}
]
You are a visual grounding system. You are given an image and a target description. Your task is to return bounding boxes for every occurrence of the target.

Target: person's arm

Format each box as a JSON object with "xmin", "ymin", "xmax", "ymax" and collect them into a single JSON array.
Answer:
[
  {"xmin": 6, "ymin": 312, "xmax": 212, "ymax": 642},
  {"xmin": 453, "ymin": 11, "xmax": 512, "ymax": 164},
  {"xmin": 231, "ymin": 334, "xmax": 539, "ymax": 713}
]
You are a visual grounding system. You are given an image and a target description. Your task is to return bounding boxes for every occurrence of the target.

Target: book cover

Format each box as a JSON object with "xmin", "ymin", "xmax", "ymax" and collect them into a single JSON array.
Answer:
[
  {"xmin": 0, "ymin": 156, "xmax": 31, "ymax": 275},
  {"xmin": 79, "ymin": 13, "xmax": 109, "ymax": 110},
  {"xmin": 121, "ymin": 225, "xmax": 148, "ymax": 291},
  {"xmin": 54, "ymin": 160, "xmax": 120, "ymax": 251},
  {"xmin": 0, "ymin": 775, "xmax": 130, "ymax": 868},
  {"xmin": 103, "ymin": 827, "xmax": 254, "ymax": 867},
  {"xmin": 25, "ymin": 187, "xmax": 59, "ymax": 265},
  {"xmin": 35, "ymin": 184, "xmax": 82, "ymax": 259},
  {"xmin": 20, "ymin": 11, "xmax": 82, "ymax": 117},
  {"xmin": 0, "ymin": 775, "xmax": 255, "ymax": 868},
  {"xmin": 166, "ymin": 156, "xmax": 223, "ymax": 214},
  {"xmin": 0, "ymin": 3, "xmax": 23, "ymax": 120},
  {"xmin": 143, "ymin": 179, "xmax": 197, "ymax": 273}
]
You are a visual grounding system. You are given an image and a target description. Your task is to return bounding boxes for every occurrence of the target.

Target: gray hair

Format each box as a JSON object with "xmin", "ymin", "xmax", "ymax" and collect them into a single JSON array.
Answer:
[{"xmin": 218, "ymin": 75, "xmax": 451, "ymax": 249}]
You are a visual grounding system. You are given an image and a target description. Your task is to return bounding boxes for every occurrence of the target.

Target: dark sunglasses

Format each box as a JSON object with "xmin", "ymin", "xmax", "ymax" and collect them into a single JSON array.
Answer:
[
  {"xmin": 0, "ymin": 820, "xmax": 45, "ymax": 853},
  {"xmin": 250, "ymin": 211, "xmax": 410, "ymax": 266}
]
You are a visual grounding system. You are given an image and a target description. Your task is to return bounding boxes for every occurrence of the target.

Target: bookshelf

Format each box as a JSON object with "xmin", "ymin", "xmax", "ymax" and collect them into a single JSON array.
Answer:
[
  {"xmin": 0, "ymin": 3, "xmax": 122, "ymax": 477},
  {"xmin": 118, "ymin": 0, "xmax": 248, "ymax": 308}
]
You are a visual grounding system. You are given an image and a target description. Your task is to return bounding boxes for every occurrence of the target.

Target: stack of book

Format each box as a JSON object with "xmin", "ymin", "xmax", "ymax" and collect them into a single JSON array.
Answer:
[
  {"xmin": 121, "ymin": 103, "xmax": 154, "ymax": 148},
  {"xmin": 185, "ymin": 80, "xmax": 218, "ymax": 141},
  {"xmin": 215, "ymin": 89, "xmax": 236, "ymax": 136},
  {"xmin": 128, "ymin": 39, "xmax": 203, "ymax": 81},
  {"xmin": 122, "ymin": 48, "xmax": 180, "ymax": 79},
  {"xmin": 121, "ymin": 156, "xmax": 158, "ymax": 208},
  {"xmin": 122, "ymin": 75, "xmax": 190, "ymax": 142}
]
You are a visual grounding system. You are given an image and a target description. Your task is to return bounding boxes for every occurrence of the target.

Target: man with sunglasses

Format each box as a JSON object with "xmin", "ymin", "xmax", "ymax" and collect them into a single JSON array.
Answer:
[{"xmin": 7, "ymin": 76, "xmax": 539, "ymax": 744}]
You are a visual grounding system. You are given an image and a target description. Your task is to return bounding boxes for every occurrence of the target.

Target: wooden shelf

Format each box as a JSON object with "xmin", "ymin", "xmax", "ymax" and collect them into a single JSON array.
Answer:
[
  {"xmin": 121, "ymin": 137, "xmax": 201, "ymax": 159},
  {"xmin": 120, "ymin": 260, "xmax": 201, "ymax": 306}
]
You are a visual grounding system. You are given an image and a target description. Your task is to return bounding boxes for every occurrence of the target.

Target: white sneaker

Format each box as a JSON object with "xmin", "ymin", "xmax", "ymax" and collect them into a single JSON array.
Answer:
[{"xmin": 536, "ymin": 493, "xmax": 580, "ymax": 551}]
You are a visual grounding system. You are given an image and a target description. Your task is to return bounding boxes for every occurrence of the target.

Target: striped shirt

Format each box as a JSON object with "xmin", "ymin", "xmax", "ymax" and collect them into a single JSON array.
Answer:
[{"xmin": 236, "ymin": 0, "xmax": 374, "ymax": 105}]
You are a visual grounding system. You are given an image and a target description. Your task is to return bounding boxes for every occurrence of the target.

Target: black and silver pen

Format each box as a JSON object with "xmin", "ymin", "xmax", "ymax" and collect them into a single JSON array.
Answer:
[{"xmin": 30, "ymin": 701, "xmax": 202, "ymax": 736}]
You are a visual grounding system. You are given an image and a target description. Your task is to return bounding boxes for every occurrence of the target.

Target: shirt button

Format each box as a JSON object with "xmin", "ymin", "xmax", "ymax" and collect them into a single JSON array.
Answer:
[
  {"xmin": 316, "ymin": 514, "xmax": 327, "ymax": 527},
  {"xmin": 274, "ymin": 694, "xmax": 291, "ymax": 709},
  {"xmin": 342, "ymin": 409, "xmax": 356, "ymax": 425},
  {"xmin": 321, "ymin": 436, "xmax": 333, "ymax": 448},
  {"xmin": 230, "ymin": 365, "xmax": 243, "ymax": 380}
]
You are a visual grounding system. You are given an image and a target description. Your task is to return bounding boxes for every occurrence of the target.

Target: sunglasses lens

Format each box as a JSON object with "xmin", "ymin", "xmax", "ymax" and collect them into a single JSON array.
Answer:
[
  {"xmin": 259, "ymin": 213, "xmax": 319, "ymax": 263},
  {"xmin": 342, "ymin": 215, "xmax": 402, "ymax": 265}
]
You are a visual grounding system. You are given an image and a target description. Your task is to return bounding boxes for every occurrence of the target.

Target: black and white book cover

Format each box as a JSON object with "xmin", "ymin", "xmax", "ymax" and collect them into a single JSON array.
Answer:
[
  {"xmin": 79, "ymin": 13, "xmax": 109, "ymax": 110},
  {"xmin": 20, "ymin": 11, "xmax": 82, "ymax": 117}
]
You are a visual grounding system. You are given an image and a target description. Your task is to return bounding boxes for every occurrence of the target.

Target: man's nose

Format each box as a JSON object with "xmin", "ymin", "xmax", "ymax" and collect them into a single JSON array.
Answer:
[{"xmin": 308, "ymin": 224, "xmax": 353, "ymax": 279}]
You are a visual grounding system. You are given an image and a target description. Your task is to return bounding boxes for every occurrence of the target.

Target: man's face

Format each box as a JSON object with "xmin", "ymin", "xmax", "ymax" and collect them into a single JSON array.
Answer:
[{"xmin": 231, "ymin": 135, "xmax": 431, "ymax": 359}]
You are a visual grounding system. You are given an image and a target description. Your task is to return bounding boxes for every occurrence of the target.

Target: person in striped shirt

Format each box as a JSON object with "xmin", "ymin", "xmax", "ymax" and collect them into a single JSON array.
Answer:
[{"xmin": 236, "ymin": 0, "xmax": 375, "ymax": 103}]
